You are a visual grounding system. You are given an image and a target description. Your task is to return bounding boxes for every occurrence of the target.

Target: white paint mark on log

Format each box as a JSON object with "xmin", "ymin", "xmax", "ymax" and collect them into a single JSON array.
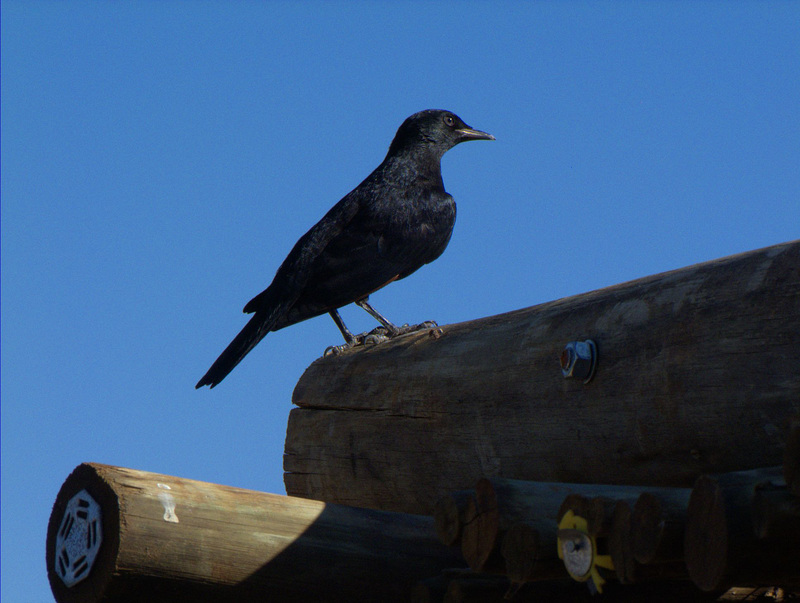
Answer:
[{"xmin": 157, "ymin": 483, "xmax": 179, "ymax": 523}]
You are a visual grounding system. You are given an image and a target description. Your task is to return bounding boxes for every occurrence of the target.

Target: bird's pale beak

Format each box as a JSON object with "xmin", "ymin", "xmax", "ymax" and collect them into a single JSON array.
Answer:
[{"xmin": 456, "ymin": 127, "xmax": 495, "ymax": 141}]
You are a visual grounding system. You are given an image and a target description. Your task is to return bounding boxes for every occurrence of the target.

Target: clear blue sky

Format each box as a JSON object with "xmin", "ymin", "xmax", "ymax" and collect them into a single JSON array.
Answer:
[{"xmin": 2, "ymin": 2, "xmax": 799, "ymax": 600}]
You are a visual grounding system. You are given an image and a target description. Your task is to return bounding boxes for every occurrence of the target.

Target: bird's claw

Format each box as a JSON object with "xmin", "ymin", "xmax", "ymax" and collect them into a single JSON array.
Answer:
[
  {"xmin": 324, "ymin": 344, "xmax": 346, "ymax": 357},
  {"xmin": 364, "ymin": 333, "xmax": 390, "ymax": 346},
  {"xmin": 323, "ymin": 320, "xmax": 440, "ymax": 357},
  {"xmin": 392, "ymin": 320, "xmax": 438, "ymax": 336}
]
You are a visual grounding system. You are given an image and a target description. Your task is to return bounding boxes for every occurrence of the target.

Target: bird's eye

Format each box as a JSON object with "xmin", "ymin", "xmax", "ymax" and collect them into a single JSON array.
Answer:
[{"xmin": 444, "ymin": 114, "xmax": 455, "ymax": 127}]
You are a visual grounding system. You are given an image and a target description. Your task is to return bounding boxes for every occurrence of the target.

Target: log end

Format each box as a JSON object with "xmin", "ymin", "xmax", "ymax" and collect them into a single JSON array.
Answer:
[
  {"xmin": 631, "ymin": 492, "xmax": 664, "ymax": 565},
  {"xmin": 500, "ymin": 522, "xmax": 540, "ymax": 584},
  {"xmin": 434, "ymin": 492, "xmax": 474, "ymax": 547},
  {"xmin": 785, "ymin": 416, "xmax": 800, "ymax": 498},
  {"xmin": 609, "ymin": 500, "xmax": 636, "ymax": 584},
  {"xmin": 46, "ymin": 463, "xmax": 120, "ymax": 603},
  {"xmin": 685, "ymin": 475, "xmax": 728, "ymax": 592},
  {"xmin": 460, "ymin": 480, "xmax": 502, "ymax": 573}
]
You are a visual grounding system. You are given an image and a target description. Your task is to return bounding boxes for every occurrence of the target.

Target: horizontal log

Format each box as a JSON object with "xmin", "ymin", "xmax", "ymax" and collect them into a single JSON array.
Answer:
[
  {"xmin": 685, "ymin": 466, "xmax": 800, "ymax": 592},
  {"xmin": 786, "ymin": 415, "xmax": 800, "ymax": 497},
  {"xmin": 285, "ymin": 241, "xmax": 800, "ymax": 515},
  {"xmin": 46, "ymin": 463, "xmax": 464, "ymax": 603}
]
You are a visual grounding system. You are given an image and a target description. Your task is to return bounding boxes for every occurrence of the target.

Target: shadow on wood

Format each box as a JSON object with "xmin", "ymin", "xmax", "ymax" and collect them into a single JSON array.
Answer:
[{"xmin": 46, "ymin": 463, "xmax": 464, "ymax": 603}]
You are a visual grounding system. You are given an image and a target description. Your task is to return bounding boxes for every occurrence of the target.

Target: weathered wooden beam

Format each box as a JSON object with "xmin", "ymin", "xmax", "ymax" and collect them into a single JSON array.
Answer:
[
  {"xmin": 786, "ymin": 414, "xmax": 800, "ymax": 497},
  {"xmin": 684, "ymin": 466, "xmax": 800, "ymax": 592},
  {"xmin": 284, "ymin": 241, "xmax": 800, "ymax": 516},
  {"xmin": 46, "ymin": 463, "xmax": 464, "ymax": 603}
]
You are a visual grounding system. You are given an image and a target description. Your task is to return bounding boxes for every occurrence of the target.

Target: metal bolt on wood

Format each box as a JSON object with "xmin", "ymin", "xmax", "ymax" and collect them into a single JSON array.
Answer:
[{"xmin": 560, "ymin": 339, "xmax": 597, "ymax": 383}]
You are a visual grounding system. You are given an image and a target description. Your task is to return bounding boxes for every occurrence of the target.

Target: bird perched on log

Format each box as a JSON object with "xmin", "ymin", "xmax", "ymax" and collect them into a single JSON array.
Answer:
[{"xmin": 196, "ymin": 109, "xmax": 494, "ymax": 389}]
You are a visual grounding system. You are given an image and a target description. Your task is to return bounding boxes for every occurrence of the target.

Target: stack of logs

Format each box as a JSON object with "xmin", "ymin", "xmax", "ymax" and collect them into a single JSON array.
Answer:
[
  {"xmin": 425, "ymin": 441, "xmax": 800, "ymax": 601},
  {"xmin": 280, "ymin": 241, "xmax": 800, "ymax": 600},
  {"xmin": 47, "ymin": 242, "xmax": 800, "ymax": 602}
]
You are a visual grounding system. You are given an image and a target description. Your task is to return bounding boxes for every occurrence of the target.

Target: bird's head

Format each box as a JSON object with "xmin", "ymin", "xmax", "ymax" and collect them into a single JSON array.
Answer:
[{"xmin": 387, "ymin": 109, "xmax": 494, "ymax": 160}]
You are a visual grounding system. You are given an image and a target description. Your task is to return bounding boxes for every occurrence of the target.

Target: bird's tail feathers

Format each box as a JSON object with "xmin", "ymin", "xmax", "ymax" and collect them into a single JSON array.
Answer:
[{"xmin": 195, "ymin": 304, "xmax": 285, "ymax": 389}]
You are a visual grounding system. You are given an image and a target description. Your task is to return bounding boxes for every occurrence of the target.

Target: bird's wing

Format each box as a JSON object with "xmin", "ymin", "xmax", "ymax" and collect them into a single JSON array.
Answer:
[
  {"xmin": 196, "ymin": 195, "xmax": 363, "ymax": 388},
  {"xmin": 242, "ymin": 193, "xmax": 362, "ymax": 314},
  {"xmin": 275, "ymin": 189, "xmax": 456, "ymax": 329}
]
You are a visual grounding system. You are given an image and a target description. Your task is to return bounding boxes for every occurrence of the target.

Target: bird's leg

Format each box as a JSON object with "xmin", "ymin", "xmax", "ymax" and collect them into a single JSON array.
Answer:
[
  {"xmin": 356, "ymin": 297, "xmax": 439, "ymax": 339},
  {"xmin": 355, "ymin": 297, "xmax": 400, "ymax": 336},
  {"xmin": 329, "ymin": 308, "xmax": 356, "ymax": 344},
  {"xmin": 325, "ymin": 299, "xmax": 441, "ymax": 357},
  {"xmin": 325, "ymin": 309, "xmax": 361, "ymax": 356}
]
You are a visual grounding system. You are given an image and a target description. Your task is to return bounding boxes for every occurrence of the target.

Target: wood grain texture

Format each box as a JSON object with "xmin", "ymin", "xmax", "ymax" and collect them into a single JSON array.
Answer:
[
  {"xmin": 685, "ymin": 466, "xmax": 799, "ymax": 591},
  {"xmin": 46, "ymin": 463, "xmax": 464, "ymax": 603},
  {"xmin": 786, "ymin": 415, "xmax": 800, "ymax": 497},
  {"xmin": 285, "ymin": 241, "xmax": 800, "ymax": 515},
  {"xmin": 631, "ymin": 489, "xmax": 691, "ymax": 565}
]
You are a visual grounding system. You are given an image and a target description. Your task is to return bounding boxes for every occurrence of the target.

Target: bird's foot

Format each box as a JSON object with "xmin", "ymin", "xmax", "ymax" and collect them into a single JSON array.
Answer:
[
  {"xmin": 324, "ymin": 343, "xmax": 350, "ymax": 357},
  {"xmin": 392, "ymin": 320, "xmax": 438, "ymax": 336},
  {"xmin": 323, "ymin": 321, "xmax": 440, "ymax": 357},
  {"xmin": 323, "ymin": 329, "xmax": 382, "ymax": 356}
]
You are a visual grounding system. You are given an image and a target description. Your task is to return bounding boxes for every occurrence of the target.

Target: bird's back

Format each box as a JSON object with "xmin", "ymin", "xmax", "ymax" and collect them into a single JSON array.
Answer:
[{"xmin": 270, "ymin": 162, "xmax": 456, "ymax": 330}]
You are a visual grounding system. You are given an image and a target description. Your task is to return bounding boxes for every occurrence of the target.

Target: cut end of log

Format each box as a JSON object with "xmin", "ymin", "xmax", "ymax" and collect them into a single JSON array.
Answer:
[
  {"xmin": 632, "ymin": 492, "xmax": 664, "ymax": 565},
  {"xmin": 500, "ymin": 522, "xmax": 540, "ymax": 584},
  {"xmin": 685, "ymin": 475, "xmax": 729, "ymax": 592},
  {"xmin": 609, "ymin": 500, "xmax": 635, "ymax": 584},
  {"xmin": 460, "ymin": 480, "xmax": 502, "ymax": 573},
  {"xmin": 434, "ymin": 491, "xmax": 474, "ymax": 547},
  {"xmin": 46, "ymin": 463, "xmax": 120, "ymax": 603}
]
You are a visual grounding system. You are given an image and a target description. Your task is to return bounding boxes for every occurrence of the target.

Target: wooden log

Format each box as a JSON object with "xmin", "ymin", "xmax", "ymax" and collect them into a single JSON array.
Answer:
[
  {"xmin": 459, "ymin": 478, "xmax": 665, "ymax": 581},
  {"xmin": 443, "ymin": 576, "xmax": 511, "ymax": 603},
  {"xmin": 434, "ymin": 490, "xmax": 475, "ymax": 547},
  {"xmin": 608, "ymin": 498, "xmax": 689, "ymax": 584},
  {"xmin": 460, "ymin": 495, "xmax": 505, "ymax": 573},
  {"xmin": 786, "ymin": 415, "xmax": 800, "ymax": 498},
  {"xmin": 46, "ymin": 463, "xmax": 465, "ymax": 603},
  {"xmin": 501, "ymin": 522, "xmax": 567, "ymax": 587},
  {"xmin": 557, "ymin": 490, "xmax": 691, "ymax": 588},
  {"xmin": 608, "ymin": 500, "xmax": 636, "ymax": 584},
  {"xmin": 751, "ymin": 484, "xmax": 800, "ymax": 541},
  {"xmin": 685, "ymin": 466, "xmax": 800, "ymax": 592},
  {"xmin": 285, "ymin": 241, "xmax": 800, "ymax": 515},
  {"xmin": 631, "ymin": 489, "xmax": 691, "ymax": 566},
  {"xmin": 411, "ymin": 575, "xmax": 449, "ymax": 603}
]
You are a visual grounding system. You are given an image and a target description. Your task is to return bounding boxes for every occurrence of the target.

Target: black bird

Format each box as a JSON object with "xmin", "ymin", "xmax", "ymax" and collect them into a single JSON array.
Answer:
[{"xmin": 196, "ymin": 109, "xmax": 493, "ymax": 388}]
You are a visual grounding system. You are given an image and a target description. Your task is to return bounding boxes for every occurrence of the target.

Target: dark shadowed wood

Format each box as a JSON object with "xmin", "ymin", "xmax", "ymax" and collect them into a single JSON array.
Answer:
[
  {"xmin": 47, "ymin": 463, "xmax": 464, "ymax": 603},
  {"xmin": 285, "ymin": 241, "xmax": 800, "ymax": 515},
  {"xmin": 501, "ymin": 522, "xmax": 567, "ymax": 586},
  {"xmin": 459, "ymin": 478, "xmax": 671, "ymax": 581},
  {"xmin": 434, "ymin": 490, "xmax": 475, "ymax": 547},
  {"xmin": 631, "ymin": 488, "xmax": 691, "ymax": 568},
  {"xmin": 608, "ymin": 500, "xmax": 636, "ymax": 584},
  {"xmin": 685, "ymin": 467, "xmax": 799, "ymax": 592},
  {"xmin": 411, "ymin": 575, "xmax": 449, "ymax": 603},
  {"xmin": 443, "ymin": 576, "xmax": 511, "ymax": 603},
  {"xmin": 609, "ymin": 498, "xmax": 690, "ymax": 584},
  {"xmin": 786, "ymin": 415, "xmax": 800, "ymax": 497}
]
